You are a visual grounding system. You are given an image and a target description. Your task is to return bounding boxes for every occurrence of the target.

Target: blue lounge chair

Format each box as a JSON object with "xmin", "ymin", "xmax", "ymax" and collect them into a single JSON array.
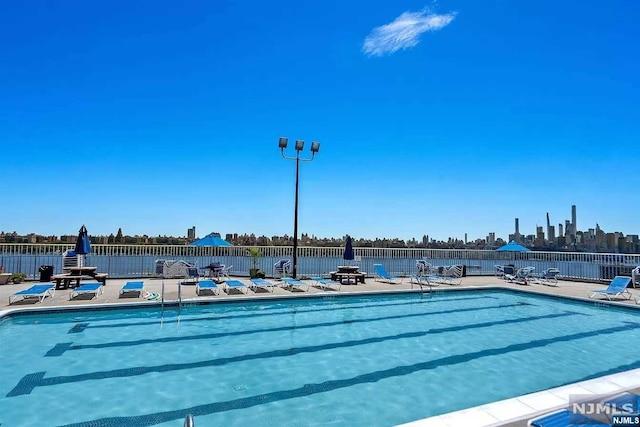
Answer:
[
  {"xmin": 69, "ymin": 282, "xmax": 103, "ymax": 300},
  {"xmin": 196, "ymin": 280, "xmax": 219, "ymax": 296},
  {"xmin": 282, "ymin": 277, "xmax": 310, "ymax": 291},
  {"xmin": 224, "ymin": 280, "xmax": 248, "ymax": 294},
  {"xmin": 589, "ymin": 276, "xmax": 632, "ymax": 301},
  {"xmin": 528, "ymin": 409, "xmax": 608, "ymax": 426},
  {"xmin": 310, "ymin": 276, "xmax": 341, "ymax": 291},
  {"xmin": 249, "ymin": 278, "xmax": 275, "ymax": 292},
  {"xmin": 602, "ymin": 392, "xmax": 639, "ymax": 413},
  {"xmin": 119, "ymin": 281, "xmax": 144, "ymax": 298},
  {"xmin": 373, "ymin": 264, "xmax": 402, "ymax": 284},
  {"xmin": 9, "ymin": 284, "xmax": 55, "ymax": 304}
]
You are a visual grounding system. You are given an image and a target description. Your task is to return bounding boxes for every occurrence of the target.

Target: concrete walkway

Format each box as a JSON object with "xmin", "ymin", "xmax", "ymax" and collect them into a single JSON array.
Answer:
[{"xmin": 1, "ymin": 274, "xmax": 639, "ymax": 310}]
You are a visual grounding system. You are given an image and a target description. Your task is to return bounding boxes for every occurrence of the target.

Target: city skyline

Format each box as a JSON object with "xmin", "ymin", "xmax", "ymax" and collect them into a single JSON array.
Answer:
[
  {"xmin": 2, "ymin": 1, "xmax": 639, "ymax": 241},
  {"xmin": 2, "ymin": 204, "xmax": 636, "ymax": 246},
  {"xmin": 2, "ymin": 203, "xmax": 639, "ymax": 253}
]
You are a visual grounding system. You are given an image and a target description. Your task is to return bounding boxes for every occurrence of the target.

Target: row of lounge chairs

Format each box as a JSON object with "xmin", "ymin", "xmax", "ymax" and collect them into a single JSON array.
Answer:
[
  {"xmin": 9, "ymin": 273, "xmax": 640, "ymax": 305},
  {"xmin": 496, "ymin": 265, "xmax": 561, "ymax": 286},
  {"xmin": 9, "ymin": 282, "xmax": 106, "ymax": 304},
  {"xmin": 194, "ymin": 277, "xmax": 343, "ymax": 295},
  {"xmin": 6, "ymin": 277, "xmax": 346, "ymax": 305}
]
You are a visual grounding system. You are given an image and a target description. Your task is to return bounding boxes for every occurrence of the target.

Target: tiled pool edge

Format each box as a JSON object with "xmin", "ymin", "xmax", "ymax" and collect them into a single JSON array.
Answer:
[
  {"xmin": 396, "ymin": 368, "xmax": 640, "ymax": 427},
  {"xmin": 2, "ymin": 285, "xmax": 638, "ymax": 321}
]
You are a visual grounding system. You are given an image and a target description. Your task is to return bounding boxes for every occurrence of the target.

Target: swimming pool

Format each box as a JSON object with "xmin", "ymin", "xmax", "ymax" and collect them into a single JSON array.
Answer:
[{"xmin": 1, "ymin": 289, "xmax": 640, "ymax": 426}]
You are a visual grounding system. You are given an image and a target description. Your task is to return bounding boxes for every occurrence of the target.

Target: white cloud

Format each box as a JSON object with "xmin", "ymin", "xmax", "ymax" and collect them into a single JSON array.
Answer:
[{"xmin": 362, "ymin": 8, "xmax": 457, "ymax": 57}]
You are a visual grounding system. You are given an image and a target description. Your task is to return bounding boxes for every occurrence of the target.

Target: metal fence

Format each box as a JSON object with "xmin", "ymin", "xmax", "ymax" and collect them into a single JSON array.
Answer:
[{"xmin": 1, "ymin": 243, "xmax": 639, "ymax": 282}]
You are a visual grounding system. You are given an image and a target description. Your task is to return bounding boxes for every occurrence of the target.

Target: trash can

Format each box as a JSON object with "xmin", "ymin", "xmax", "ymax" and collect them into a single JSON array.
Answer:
[{"xmin": 39, "ymin": 265, "xmax": 54, "ymax": 282}]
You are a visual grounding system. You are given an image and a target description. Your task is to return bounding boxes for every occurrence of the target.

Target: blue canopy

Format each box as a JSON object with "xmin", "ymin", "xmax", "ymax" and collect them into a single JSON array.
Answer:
[
  {"xmin": 496, "ymin": 241, "xmax": 531, "ymax": 252},
  {"xmin": 189, "ymin": 232, "xmax": 233, "ymax": 247}
]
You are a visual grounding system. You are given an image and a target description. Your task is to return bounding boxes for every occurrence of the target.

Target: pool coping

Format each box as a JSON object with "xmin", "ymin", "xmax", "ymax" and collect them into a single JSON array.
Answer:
[
  {"xmin": 2, "ymin": 285, "xmax": 639, "ymax": 427},
  {"xmin": 396, "ymin": 368, "xmax": 640, "ymax": 427},
  {"xmin": 2, "ymin": 285, "xmax": 638, "ymax": 320}
]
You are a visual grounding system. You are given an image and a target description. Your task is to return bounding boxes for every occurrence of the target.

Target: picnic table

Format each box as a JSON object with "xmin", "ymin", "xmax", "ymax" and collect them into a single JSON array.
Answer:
[{"xmin": 52, "ymin": 266, "xmax": 108, "ymax": 289}]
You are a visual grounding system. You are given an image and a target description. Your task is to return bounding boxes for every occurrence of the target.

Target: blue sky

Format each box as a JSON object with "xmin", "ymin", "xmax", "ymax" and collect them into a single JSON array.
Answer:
[{"xmin": 1, "ymin": 0, "xmax": 639, "ymax": 242}]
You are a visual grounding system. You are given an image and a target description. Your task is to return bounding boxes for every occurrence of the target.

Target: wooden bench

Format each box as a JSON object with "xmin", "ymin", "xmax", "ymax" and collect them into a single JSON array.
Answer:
[{"xmin": 52, "ymin": 273, "xmax": 108, "ymax": 290}]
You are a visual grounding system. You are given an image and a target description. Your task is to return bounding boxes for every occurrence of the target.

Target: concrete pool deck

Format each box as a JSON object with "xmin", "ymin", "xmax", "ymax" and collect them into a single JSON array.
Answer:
[{"xmin": 1, "ymin": 275, "xmax": 639, "ymax": 427}]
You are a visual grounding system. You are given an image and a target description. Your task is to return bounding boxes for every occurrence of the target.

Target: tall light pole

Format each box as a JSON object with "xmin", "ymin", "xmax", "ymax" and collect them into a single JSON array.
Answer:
[{"xmin": 279, "ymin": 137, "xmax": 320, "ymax": 279}]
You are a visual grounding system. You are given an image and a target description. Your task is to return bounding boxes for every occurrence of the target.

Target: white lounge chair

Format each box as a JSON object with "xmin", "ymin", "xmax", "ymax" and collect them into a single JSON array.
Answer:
[
  {"xmin": 273, "ymin": 259, "xmax": 291, "ymax": 279},
  {"xmin": 532, "ymin": 268, "xmax": 560, "ymax": 286},
  {"xmin": 504, "ymin": 266, "xmax": 535, "ymax": 285},
  {"xmin": 219, "ymin": 265, "xmax": 233, "ymax": 280},
  {"xmin": 632, "ymin": 266, "xmax": 640, "ymax": 288},
  {"xmin": 441, "ymin": 265, "xmax": 464, "ymax": 285}
]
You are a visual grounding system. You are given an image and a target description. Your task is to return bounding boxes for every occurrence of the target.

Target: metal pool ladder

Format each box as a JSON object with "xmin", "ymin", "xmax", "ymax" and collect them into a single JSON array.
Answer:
[
  {"xmin": 177, "ymin": 279, "xmax": 182, "ymax": 327},
  {"xmin": 184, "ymin": 414, "xmax": 195, "ymax": 426},
  {"xmin": 160, "ymin": 280, "xmax": 166, "ymax": 327}
]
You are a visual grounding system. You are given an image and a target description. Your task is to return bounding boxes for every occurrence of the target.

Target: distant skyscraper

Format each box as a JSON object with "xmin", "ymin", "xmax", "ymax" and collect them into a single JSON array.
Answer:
[
  {"xmin": 535, "ymin": 226, "xmax": 545, "ymax": 246},
  {"xmin": 515, "ymin": 218, "xmax": 520, "ymax": 242},
  {"xmin": 571, "ymin": 205, "xmax": 577, "ymax": 237},
  {"xmin": 187, "ymin": 226, "xmax": 196, "ymax": 241},
  {"xmin": 546, "ymin": 212, "xmax": 551, "ymax": 243},
  {"xmin": 558, "ymin": 223, "xmax": 564, "ymax": 238}
]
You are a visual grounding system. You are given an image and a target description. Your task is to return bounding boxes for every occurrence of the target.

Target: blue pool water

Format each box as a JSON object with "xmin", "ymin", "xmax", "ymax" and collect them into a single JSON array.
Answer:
[{"xmin": 1, "ymin": 290, "xmax": 640, "ymax": 426}]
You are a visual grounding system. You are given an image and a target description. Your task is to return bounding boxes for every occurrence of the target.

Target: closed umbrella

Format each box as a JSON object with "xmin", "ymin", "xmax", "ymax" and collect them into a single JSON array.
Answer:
[
  {"xmin": 343, "ymin": 235, "xmax": 355, "ymax": 264},
  {"xmin": 74, "ymin": 225, "xmax": 91, "ymax": 266}
]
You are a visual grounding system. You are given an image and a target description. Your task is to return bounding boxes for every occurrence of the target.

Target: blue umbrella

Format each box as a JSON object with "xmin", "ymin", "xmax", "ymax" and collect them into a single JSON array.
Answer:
[
  {"xmin": 189, "ymin": 232, "xmax": 233, "ymax": 247},
  {"xmin": 343, "ymin": 235, "xmax": 354, "ymax": 263},
  {"xmin": 75, "ymin": 225, "xmax": 91, "ymax": 255},
  {"xmin": 496, "ymin": 241, "xmax": 530, "ymax": 252}
]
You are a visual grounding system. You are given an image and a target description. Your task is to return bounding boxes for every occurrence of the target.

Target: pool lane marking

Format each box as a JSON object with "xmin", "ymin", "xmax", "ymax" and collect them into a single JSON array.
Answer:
[
  {"xmin": 9, "ymin": 311, "xmax": 578, "ymax": 397},
  {"xmin": 51, "ymin": 301, "xmax": 533, "ymax": 356},
  {"xmin": 56, "ymin": 321, "xmax": 640, "ymax": 427},
  {"xmin": 66, "ymin": 294, "xmax": 498, "ymax": 333}
]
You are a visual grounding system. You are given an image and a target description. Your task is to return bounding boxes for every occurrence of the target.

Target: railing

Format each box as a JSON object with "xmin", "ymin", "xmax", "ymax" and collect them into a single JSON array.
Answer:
[{"xmin": 1, "ymin": 243, "xmax": 639, "ymax": 283}]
